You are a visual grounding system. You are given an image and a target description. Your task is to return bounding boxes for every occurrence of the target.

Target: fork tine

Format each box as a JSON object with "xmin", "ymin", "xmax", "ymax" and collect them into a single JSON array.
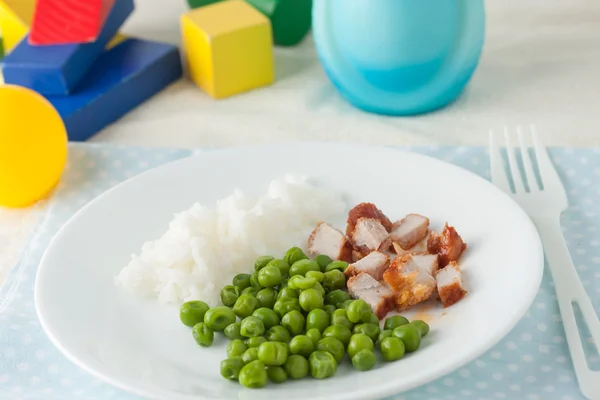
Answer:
[
  {"xmin": 504, "ymin": 127, "xmax": 525, "ymax": 193},
  {"xmin": 517, "ymin": 125, "xmax": 539, "ymax": 192},
  {"xmin": 489, "ymin": 130, "xmax": 511, "ymax": 193},
  {"xmin": 531, "ymin": 124, "xmax": 561, "ymax": 190}
]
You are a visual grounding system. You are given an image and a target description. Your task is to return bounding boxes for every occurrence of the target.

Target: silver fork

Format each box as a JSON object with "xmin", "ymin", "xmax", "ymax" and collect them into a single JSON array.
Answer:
[{"xmin": 490, "ymin": 125, "xmax": 600, "ymax": 400}]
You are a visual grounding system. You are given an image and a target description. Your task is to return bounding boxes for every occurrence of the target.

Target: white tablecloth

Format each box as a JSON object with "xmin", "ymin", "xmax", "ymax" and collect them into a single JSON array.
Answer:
[{"xmin": 2, "ymin": 0, "xmax": 600, "ymax": 283}]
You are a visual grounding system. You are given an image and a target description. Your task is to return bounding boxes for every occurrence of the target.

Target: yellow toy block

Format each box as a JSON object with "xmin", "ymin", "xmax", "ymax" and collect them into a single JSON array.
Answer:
[
  {"xmin": 181, "ymin": 0, "xmax": 274, "ymax": 99},
  {"xmin": 0, "ymin": 0, "xmax": 35, "ymax": 53}
]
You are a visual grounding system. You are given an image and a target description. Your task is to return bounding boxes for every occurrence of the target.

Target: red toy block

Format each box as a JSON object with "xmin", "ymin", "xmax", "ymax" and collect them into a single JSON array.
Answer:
[{"xmin": 29, "ymin": 0, "xmax": 115, "ymax": 45}]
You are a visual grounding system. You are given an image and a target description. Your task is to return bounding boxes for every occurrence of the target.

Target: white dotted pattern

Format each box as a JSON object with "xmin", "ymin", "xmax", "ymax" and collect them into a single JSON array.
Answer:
[{"xmin": 0, "ymin": 145, "xmax": 596, "ymax": 399}]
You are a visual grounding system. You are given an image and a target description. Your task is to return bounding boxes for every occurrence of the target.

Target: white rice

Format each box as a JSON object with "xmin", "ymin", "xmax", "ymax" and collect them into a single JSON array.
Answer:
[{"xmin": 114, "ymin": 176, "xmax": 345, "ymax": 306}]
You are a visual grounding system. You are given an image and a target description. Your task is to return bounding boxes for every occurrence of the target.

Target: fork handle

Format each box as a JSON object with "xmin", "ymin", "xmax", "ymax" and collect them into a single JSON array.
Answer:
[{"xmin": 535, "ymin": 218, "xmax": 600, "ymax": 400}]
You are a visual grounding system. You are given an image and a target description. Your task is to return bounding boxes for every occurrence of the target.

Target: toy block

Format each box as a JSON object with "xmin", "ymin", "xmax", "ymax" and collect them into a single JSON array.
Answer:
[
  {"xmin": 187, "ymin": 0, "xmax": 222, "ymax": 9},
  {"xmin": 1, "ymin": 0, "xmax": 134, "ymax": 96},
  {"xmin": 29, "ymin": 0, "xmax": 116, "ymax": 45},
  {"xmin": 45, "ymin": 39, "xmax": 183, "ymax": 142},
  {"xmin": 246, "ymin": 0, "xmax": 312, "ymax": 46},
  {"xmin": 0, "ymin": 0, "xmax": 35, "ymax": 53},
  {"xmin": 0, "ymin": 85, "xmax": 68, "ymax": 208},
  {"xmin": 181, "ymin": 0, "xmax": 274, "ymax": 99}
]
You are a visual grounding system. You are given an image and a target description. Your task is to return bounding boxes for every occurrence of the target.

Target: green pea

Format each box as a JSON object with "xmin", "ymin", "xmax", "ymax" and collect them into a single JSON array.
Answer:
[
  {"xmin": 284, "ymin": 355, "xmax": 309, "ymax": 379},
  {"xmin": 299, "ymin": 288, "xmax": 324, "ymax": 312},
  {"xmin": 255, "ymin": 255, "xmax": 275, "ymax": 271},
  {"xmin": 241, "ymin": 347, "xmax": 259, "ymax": 364},
  {"xmin": 280, "ymin": 278, "xmax": 289, "ymax": 288},
  {"xmin": 324, "ymin": 260, "xmax": 348, "ymax": 272},
  {"xmin": 241, "ymin": 287, "xmax": 258, "ymax": 296},
  {"xmin": 380, "ymin": 337, "xmax": 405, "ymax": 361},
  {"xmin": 315, "ymin": 254, "xmax": 333, "ymax": 271},
  {"xmin": 220, "ymin": 357, "xmax": 244, "ymax": 380},
  {"xmin": 353, "ymin": 323, "xmax": 380, "ymax": 342},
  {"xmin": 316, "ymin": 336, "xmax": 345, "ymax": 363},
  {"xmin": 277, "ymin": 287, "xmax": 299, "ymax": 299},
  {"xmin": 239, "ymin": 360, "xmax": 267, "ymax": 388},
  {"xmin": 306, "ymin": 328, "xmax": 322, "ymax": 343},
  {"xmin": 289, "ymin": 335, "xmax": 315, "ymax": 358},
  {"xmin": 233, "ymin": 273, "xmax": 252, "ymax": 291},
  {"xmin": 330, "ymin": 309, "xmax": 354, "ymax": 330},
  {"xmin": 267, "ymin": 259, "xmax": 290, "ymax": 278},
  {"xmin": 246, "ymin": 336, "xmax": 268, "ymax": 348},
  {"xmin": 325, "ymin": 290, "xmax": 350, "ymax": 307},
  {"xmin": 377, "ymin": 329, "xmax": 393, "ymax": 345},
  {"xmin": 289, "ymin": 259, "xmax": 320, "ymax": 277},
  {"xmin": 323, "ymin": 304, "xmax": 336, "ymax": 316},
  {"xmin": 258, "ymin": 341, "xmax": 289, "ymax": 366},
  {"xmin": 384, "ymin": 315, "xmax": 409, "ymax": 331},
  {"xmin": 306, "ymin": 309, "xmax": 330, "ymax": 333},
  {"xmin": 291, "ymin": 276, "xmax": 317, "ymax": 290},
  {"xmin": 179, "ymin": 300, "xmax": 210, "ymax": 327},
  {"xmin": 233, "ymin": 293, "xmax": 258, "ymax": 319},
  {"xmin": 273, "ymin": 297, "xmax": 301, "ymax": 318},
  {"xmin": 313, "ymin": 281, "xmax": 326, "ymax": 297},
  {"xmin": 338, "ymin": 299, "xmax": 354, "ymax": 310},
  {"xmin": 347, "ymin": 333, "xmax": 374, "ymax": 359},
  {"xmin": 365, "ymin": 312, "xmax": 380, "ymax": 326},
  {"xmin": 241, "ymin": 316, "xmax": 265, "ymax": 337},
  {"xmin": 256, "ymin": 288, "xmax": 278, "ymax": 309},
  {"xmin": 306, "ymin": 270, "xmax": 324, "ymax": 283},
  {"xmin": 281, "ymin": 310, "xmax": 305, "ymax": 336},
  {"xmin": 322, "ymin": 269, "xmax": 346, "ymax": 292},
  {"xmin": 192, "ymin": 322, "xmax": 214, "ymax": 347},
  {"xmin": 347, "ymin": 299, "xmax": 372, "ymax": 323},
  {"xmin": 220, "ymin": 285, "xmax": 239, "ymax": 307},
  {"xmin": 411, "ymin": 320, "xmax": 430, "ymax": 337},
  {"xmin": 284, "ymin": 247, "xmax": 308, "ymax": 266},
  {"xmin": 258, "ymin": 265, "xmax": 282, "ymax": 288},
  {"xmin": 309, "ymin": 350, "xmax": 338, "ymax": 379},
  {"xmin": 203, "ymin": 306, "xmax": 236, "ymax": 331},
  {"xmin": 265, "ymin": 325, "xmax": 291, "ymax": 343},
  {"xmin": 393, "ymin": 324, "xmax": 421, "ymax": 352},
  {"xmin": 252, "ymin": 307, "xmax": 280, "ymax": 330},
  {"xmin": 323, "ymin": 324, "xmax": 352, "ymax": 347},
  {"xmin": 227, "ymin": 339, "xmax": 248, "ymax": 358},
  {"xmin": 351, "ymin": 349, "xmax": 376, "ymax": 371},
  {"xmin": 267, "ymin": 366, "xmax": 288, "ymax": 383},
  {"xmin": 224, "ymin": 322, "xmax": 244, "ymax": 340},
  {"xmin": 250, "ymin": 272, "xmax": 263, "ymax": 290}
]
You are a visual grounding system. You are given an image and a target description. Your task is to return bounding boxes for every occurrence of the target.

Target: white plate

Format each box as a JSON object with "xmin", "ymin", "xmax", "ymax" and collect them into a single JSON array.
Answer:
[{"xmin": 35, "ymin": 143, "xmax": 544, "ymax": 400}]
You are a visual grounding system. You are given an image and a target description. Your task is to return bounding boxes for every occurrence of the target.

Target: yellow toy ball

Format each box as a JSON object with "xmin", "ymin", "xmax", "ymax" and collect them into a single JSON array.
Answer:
[{"xmin": 0, "ymin": 85, "xmax": 68, "ymax": 208}]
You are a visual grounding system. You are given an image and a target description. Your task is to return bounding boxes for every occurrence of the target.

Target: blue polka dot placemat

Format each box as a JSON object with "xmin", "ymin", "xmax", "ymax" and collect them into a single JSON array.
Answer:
[{"xmin": 1, "ymin": 143, "xmax": 599, "ymax": 400}]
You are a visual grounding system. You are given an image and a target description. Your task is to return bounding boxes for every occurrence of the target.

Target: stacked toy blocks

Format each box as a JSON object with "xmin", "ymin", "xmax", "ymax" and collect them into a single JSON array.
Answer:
[
  {"xmin": 0, "ymin": 0, "xmax": 183, "ymax": 142},
  {"xmin": 181, "ymin": 0, "xmax": 274, "ymax": 99},
  {"xmin": 0, "ymin": 0, "xmax": 36, "ymax": 53}
]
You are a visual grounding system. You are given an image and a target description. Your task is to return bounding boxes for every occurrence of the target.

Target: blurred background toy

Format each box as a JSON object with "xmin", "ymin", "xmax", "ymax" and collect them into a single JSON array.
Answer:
[
  {"xmin": 0, "ymin": 0, "xmax": 35, "ymax": 53},
  {"xmin": 246, "ymin": 0, "xmax": 312, "ymax": 46}
]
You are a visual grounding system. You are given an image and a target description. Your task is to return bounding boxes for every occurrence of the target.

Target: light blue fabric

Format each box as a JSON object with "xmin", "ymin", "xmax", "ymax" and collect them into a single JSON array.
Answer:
[{"xmin": 1, "ymin": 143, "xmax": 599, "ymax": 400}]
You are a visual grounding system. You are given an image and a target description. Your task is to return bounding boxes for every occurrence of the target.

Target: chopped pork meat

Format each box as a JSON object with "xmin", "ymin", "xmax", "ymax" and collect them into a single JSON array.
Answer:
[
  {"xmin": 383, "ymin": 253, "xmax": 438, "ymax": 311},
  {"xmin": 352, "ymin": 250, "xmax": 364, "ymax": 263},
  {"xmin": 346, "ymin": 202, "xmax": 392, "ymax": 236},
  {"xmin": 344, "ymin": 251, "xmax": 390, "ymax": 281},
  {"xmin": 392, "ymin": 237, "xmax": 428, "ymax": 256},
  {"xmin": 347, "ymin": 272, "xmax": 396, "ymax": 319},
  {"xmin": 390, "ymin": 214, "xmax": 430, "ymax": 251},
  {"xmin": 427, "ymin": 223, "xmax": 467, "ymax": 268},
  {"xmin": 351, "ymin": 217, "xmax": 391, "ymax": 255},
  {"xmin": 307, "ymin": 221, "xmax": 352, "ymax": 262},
  {"xmin": 436, "ymin": 261, "xmax": 467, "ymax": 307}
]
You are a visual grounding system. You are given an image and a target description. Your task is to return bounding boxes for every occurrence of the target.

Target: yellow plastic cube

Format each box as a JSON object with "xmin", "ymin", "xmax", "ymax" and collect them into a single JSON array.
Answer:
[
  {"xmin": 181, "ymin": 0, "xmax": 274, "ymax": 99},
  {"xmin": 0, "ymin": 0, "xmax": 35, "ymax": 53}
]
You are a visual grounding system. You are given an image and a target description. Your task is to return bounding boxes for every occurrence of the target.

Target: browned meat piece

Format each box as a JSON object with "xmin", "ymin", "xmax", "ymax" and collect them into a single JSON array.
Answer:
[
  {"xmin": 383, "ymin": 253, "xmax": 438, "ymax": 311},
  {"xmin": 347, "ymin": 272, "xmax": 396, "ymax": 319},
  {"xmin": 436, "ymin": 261, "xmax": 467, "ymax": 307},
  {"xmin": 344, "ymin": 251, "xmax": 390, "ymax": 281},
  {"xmin": 346, "ymin": 202, "xmax": 392, "ymax": 236},
  {"xmin": 427, "ymin": 223, "xmax": 467, "ymax": 267},
  {"xmin": 351, "ymin": 217, "xmax": 391, "ymax": 255},
  {"xmin": 307, "ymin": 221, "xmax": 352, "ymax": 262},
  {"xmin": 391, "ymin": 237, "xmax": 428, "ymax": 256},
  {"xmin": 352, "ymin": 250, "xmax": 364, "ymax": 263},
  {"xmin": 390, "ymin": 214, "xmax": 430, "ymax": 250}
]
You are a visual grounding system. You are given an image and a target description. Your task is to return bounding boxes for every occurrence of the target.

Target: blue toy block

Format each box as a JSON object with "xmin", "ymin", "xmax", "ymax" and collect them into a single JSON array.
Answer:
[
  {"xmin": 45, "ymin": 38, "xmax": 182, "ymax": 142},
  {"xmin": 0, "ymin": 0, "xmax": 134, "ymax": 95}
]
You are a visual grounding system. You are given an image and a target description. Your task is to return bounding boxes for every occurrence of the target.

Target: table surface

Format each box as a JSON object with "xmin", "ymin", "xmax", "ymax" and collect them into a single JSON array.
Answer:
[{"xmin": 2, "ymin": 2, "xmax": 600, "ymax": 282}]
